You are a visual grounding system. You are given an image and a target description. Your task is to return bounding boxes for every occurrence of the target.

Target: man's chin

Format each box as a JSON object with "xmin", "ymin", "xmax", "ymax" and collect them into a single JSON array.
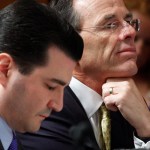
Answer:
[
  {"xmin": 118, "ymin": 64, "xmax": 138, "ymax": 77},
  {"xmin": 20, "ymin": 124, "xmax": 41, "ymax": 133},
  {"xmin": 30, "ymin": 125, "xmax": 40, "ymax": 133}
]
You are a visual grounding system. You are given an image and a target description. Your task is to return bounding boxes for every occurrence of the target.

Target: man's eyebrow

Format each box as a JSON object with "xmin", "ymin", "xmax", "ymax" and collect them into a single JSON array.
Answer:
[
  {"xmin": 103, "ymin": 13, "xmax": 133, "ymax": 21},
  {"xmin": 104, "ymin": 14, "xmax": 116, "ymax": 21},
  {"xmin": 50, "ymin": 78, "xmax": 67, "ymax": 86},
  {"xmin": 125, "ymin": 13, "xmax": 133, "ymax": 19}
]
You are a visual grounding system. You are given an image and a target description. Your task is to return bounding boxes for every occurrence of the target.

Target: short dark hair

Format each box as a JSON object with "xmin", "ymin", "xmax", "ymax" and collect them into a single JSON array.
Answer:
[
  {"xmin": 49, "ymin": 0, "xmax": 81, "ymax": 30},
  {"xmin": 0, "ymin": 0, "xmax": 83, "ymax": 74}
]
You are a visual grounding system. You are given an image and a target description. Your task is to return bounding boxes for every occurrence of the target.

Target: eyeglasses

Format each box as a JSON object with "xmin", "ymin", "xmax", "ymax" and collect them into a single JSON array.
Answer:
[{"xmin": 77, "ymin": 19, "xmax": 140, "ymax": 33}]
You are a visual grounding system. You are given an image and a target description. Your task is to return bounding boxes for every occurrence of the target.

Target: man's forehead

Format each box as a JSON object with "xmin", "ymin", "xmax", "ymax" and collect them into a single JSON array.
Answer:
[
  {"xmin": 74, "ymin": 0, "xmax": 125, "ymax": 9},
  {"xmin": 74, "ymin": 0, "xmax": 130, "ymax": 26},
  {"xmin": 74, "ymin": 0, "xmax": 128, "ymax": 18}
]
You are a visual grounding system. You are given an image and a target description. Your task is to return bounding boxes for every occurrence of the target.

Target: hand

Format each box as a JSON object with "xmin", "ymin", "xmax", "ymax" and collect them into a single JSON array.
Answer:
[{"xmin": 102, "ymin": 78, "xmax": 150, "ymax": 137}]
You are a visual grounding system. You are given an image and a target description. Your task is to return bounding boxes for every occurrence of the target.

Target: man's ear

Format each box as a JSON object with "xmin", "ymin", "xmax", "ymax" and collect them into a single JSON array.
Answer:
[{"xmin": 0, "ymin": 53, "xmax": 13, "ymax": 86}]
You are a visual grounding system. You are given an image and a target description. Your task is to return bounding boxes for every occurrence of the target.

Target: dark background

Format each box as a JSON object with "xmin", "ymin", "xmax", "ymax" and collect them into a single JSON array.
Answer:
[{"xmin": 0, "ymin": 0, "xmax": 49, "ymax": 9}]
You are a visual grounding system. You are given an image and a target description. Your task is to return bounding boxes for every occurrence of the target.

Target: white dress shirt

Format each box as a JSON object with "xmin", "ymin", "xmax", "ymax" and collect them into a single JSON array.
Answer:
[
  {"xmin": 70, "ymin": 77, "xmax": 150, "ymax": 149},
  {"xmin": 0, "ymin": 117, "xmax": 13, "ymax": 150},
  {"xmin": 134, "ymin": 136, "xmax": 150, "ymax": 149}
]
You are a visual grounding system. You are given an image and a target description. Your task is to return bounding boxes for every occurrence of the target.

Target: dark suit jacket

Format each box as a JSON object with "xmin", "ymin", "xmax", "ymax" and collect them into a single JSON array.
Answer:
[
  {"xmin": 17, "ymin": 86, "xmax": 135, "ymax": 150},
  {"xmin": 0, "ymin": 141, "xmax": 4, "ymax": 150},
  {"xmin": 0, "ymin": 135, "xmax": 24, "ymax": 150}
]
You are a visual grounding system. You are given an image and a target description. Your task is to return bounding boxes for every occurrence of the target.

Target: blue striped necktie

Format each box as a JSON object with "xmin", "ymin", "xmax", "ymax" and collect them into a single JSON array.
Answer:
[{"xmin": 8, "ymin": 133, "xmax": 18, "ymax": 150}]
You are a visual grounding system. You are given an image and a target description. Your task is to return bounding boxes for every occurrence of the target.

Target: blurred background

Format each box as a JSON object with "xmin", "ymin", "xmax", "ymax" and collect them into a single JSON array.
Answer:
[{"xmin": 124, "ymin": 0, "xmax": 150, "ymax": 108}]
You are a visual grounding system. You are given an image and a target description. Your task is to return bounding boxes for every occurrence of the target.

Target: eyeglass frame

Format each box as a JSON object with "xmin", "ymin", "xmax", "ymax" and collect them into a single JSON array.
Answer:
[{"xmin": 77, "ymin": 18, "xmax": 140, "ymax": 33}]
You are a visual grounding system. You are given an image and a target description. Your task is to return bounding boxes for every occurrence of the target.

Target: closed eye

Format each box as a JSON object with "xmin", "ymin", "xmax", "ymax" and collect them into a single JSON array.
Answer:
[{"xmin": 46, "ymin": 84, "xmax": 56, "ymax": 91}]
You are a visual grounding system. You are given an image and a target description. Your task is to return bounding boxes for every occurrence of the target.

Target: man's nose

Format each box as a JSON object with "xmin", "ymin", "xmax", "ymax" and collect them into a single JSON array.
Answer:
[
  {"xmin": 119, "ymin": 21, "xmax": 136, "ymax": 41},
  {"xmin": 47, "ymin": 89, "xmax": 64, "ymax": 112}
]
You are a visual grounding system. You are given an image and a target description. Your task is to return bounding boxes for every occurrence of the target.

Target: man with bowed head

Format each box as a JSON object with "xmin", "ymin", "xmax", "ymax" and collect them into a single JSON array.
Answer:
[
  {"xmin": 18, "ymin": 0, "xmax": 150, "ymax": 149},
  {"xmin": 0, "ymin": 0, "xmax": 83, "ymax": 149}
]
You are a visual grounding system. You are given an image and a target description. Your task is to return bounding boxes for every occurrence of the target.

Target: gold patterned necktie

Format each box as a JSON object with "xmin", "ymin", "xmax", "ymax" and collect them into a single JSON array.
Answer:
[{"xmin": 99, "ymin": 103, "xmax": 111, "ymax": 150}]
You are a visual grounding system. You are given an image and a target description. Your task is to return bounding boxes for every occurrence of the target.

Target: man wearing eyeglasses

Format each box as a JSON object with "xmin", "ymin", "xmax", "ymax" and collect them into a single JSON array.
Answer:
[{"xmin": 18, "ymin": 0, "xmax": 150, "ymax": 150}]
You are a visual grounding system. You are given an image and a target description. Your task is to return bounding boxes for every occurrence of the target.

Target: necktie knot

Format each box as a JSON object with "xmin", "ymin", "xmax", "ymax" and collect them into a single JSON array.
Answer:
[
  {"xmin": 8, "ymin": 133, "xmax": 18, "ymax": 150},
  {"xmin": 101, "ymin": 104, "xmax": 110, "ymax": 119}
]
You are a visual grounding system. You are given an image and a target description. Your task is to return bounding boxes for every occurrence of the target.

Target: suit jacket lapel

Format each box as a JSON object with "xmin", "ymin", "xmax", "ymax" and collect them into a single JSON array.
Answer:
[
  {"xmin": 16, "ymin": 135, "xmax": 24, "ymax": 150},
  {"xmin": 65, "ymin": 86, "xmax": 100, "ymax": 150}
]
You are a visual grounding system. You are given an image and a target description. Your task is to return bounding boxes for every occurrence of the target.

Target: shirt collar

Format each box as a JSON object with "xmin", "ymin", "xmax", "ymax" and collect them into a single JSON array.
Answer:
[
  {"xmin": 69, "ymin": 77, "xmax": 103, "ymax": 118},
  {"xmin": 0, "ymin": 117, "xmax": 13, "ymax": 150}
]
